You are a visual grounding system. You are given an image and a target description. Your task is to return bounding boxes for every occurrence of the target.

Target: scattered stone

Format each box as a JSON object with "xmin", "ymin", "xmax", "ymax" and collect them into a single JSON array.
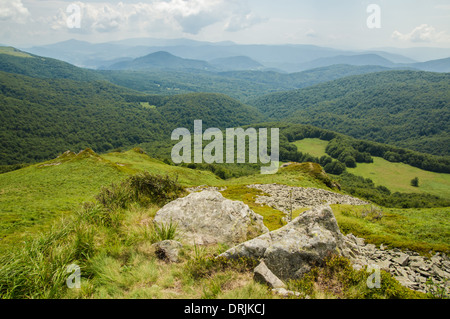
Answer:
[
  {"xmin": 271, "ymin": 288, "xmax": 302, "ymax": 298},
  {"xmin": 393, "ymin": 254, "xmax": 410, "ymax": 267},
  {"xmin": 152, "ymin": 240, "xmax": 182, "ymax": 263},
  {"xmin": 247, "ymin": 184, "xmax": 368, "ymax": 215},
  {"xmin": 254, "ymin": 261, "xmax": 286, "ymax": 289},
  {"xmin": 376, "ymin": 259, "xmax": 392, "ymax": 271},
  {"xmin": 154, "ymin": 190, "xmax": 268, "ymax": 245}
]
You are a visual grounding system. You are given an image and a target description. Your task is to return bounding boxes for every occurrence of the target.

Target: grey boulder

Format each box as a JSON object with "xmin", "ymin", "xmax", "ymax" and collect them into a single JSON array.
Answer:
[
  {"xmin": 153, "ymin": 190, "xmax": 268, "ymax": 245},
  {"xmin": 221, "ymin": 205, "xmax": 346, "ymax": 280}
]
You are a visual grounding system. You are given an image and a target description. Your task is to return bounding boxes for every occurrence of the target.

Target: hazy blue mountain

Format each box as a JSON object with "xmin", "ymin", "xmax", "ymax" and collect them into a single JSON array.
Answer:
[
  {"xmin": 376, "ymin": 47, "xmax": 450, "ymax": 62},
  {"xmin": 209, "ymin": 56, "xmax": 264, "ymax": 71},
  {"xmin": 409, "ymin": 57, "xmax": 450, "ymax": 72},
  {"xmin": 294, "ymin": 54, "xmax": 397, "ymax": 71},
  {"xmin": 108, "ymin": 51, "xmax": 215, "ymax": 71},
  {"xmin": 24, "ymin": 38, "xmax": 427, "ymax": 73},
  {"xmin": 361, "ymin": 51, "xmax": 417, "ymax": 64},
  {"xmin": 26, "ymin": 39, "xmax": 152, "ymax": 68}
]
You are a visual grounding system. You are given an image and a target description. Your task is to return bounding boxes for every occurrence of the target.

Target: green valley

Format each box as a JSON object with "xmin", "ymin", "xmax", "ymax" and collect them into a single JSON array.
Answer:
[{"xmin": 0, "ymin": 45, "xmax": 449, "ymax": 301}]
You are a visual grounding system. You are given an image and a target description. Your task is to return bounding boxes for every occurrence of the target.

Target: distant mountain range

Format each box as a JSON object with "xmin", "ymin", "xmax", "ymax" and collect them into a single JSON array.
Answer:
[
  {"xmin": 101, "ymin": 50, "xmax": 450, "ymax": 73},
  {"xmin": 22, "ymin": 39, "xmax": 450, "ymax": 73},
  {"xmin": 209, "ymin": 56, "xmax": 264, "ymax": 71},
  {"xmin": 0, "ymin": 46, "xmax": 393, "ymax": 100},
  {"xmin": 1, "ymin": 44, "xmax": 449, "ymax": 165},
  {"xmin": 20, "ymin": 38, "xmax": 450, "ymax": 73}
]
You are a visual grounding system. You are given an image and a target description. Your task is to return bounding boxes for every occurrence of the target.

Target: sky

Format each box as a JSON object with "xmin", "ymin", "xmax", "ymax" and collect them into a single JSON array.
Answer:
[{"xmin": 0, "ymin": 0, "xmax": 450, "ymax": 49}]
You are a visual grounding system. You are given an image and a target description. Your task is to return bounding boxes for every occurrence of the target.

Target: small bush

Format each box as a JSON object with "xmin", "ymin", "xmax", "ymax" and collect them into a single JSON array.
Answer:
[
  {"xmin": 95, "ymin": 172, "xmax": 185, "ymax": 211},
  {"xmin": 127, "ymin": 172, "xmax": 185, "ymax": 206},
  {"xmin": 185, "ymin": 251, "xmax": 258, "ymax": 280},
  {"xmin": 411, "ymin": 177, "xmax": 419, "ymax": 187}
]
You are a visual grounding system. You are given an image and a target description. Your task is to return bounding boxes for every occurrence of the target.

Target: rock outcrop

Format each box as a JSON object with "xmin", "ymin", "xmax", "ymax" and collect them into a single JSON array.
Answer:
[
  {"xmin": 248, "ymin": 184, "xmax": 368, "ymax": 215},
  {"xmin": 220, "ymin": 205, "xmax": 347, "ymax": 280},
  {"xmin": 220, "ymin": 203, "xmax": 450, "ymax": 294},
  {"xmin": 153, "ymin": 190, "xmax": 269, "ymax": 245}
]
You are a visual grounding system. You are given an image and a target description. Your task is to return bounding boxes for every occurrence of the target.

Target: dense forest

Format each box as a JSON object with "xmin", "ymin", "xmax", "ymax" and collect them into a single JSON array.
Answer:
[
  {"xmin": 249, "ymin": 71, "xmax": 450, "ymax": 156},
  {"xmin": 0, "ymin": 71, "xmax": 262, "ymax": 165},
  {"xmin": 1, "ymin": 47, "xmax": 449, "ymax": 178}
]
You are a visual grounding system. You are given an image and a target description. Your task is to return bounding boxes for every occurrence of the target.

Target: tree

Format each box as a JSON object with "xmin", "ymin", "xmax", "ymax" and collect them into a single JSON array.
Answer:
[{"xmin": 411, "ymin": 177, "xmax": 419, "ymax": 187}]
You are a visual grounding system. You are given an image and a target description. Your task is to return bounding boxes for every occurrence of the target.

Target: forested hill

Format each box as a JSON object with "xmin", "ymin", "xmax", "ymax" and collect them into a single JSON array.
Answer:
[
  {"xmin": 0, "ymin": 46, "xmax": 392, "ymax": 101},
  {"xmin": 249, "ymin": 70, "xmax": 450, "ymax": 156},
  {"xmin": 0, "ymin": 47, "xmax": 102, "ymax": 82},
  {"xmin": 0, "ymin": 71, "xmax": 263, "ymax": 165}
]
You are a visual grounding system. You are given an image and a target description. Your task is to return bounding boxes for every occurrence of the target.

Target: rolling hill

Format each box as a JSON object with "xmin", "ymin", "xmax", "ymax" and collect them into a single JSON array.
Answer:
[
  {"xmin": 108, "ymin": 51, "xmax": 215, "ymax": 71},
  {"xmin": 209, "ymin": 56, "xmax": 264, "ymax": 71},
  {"xmin": 0, "ymin": 70, "xmax": 262, "ymax": 165},
  {"xmin": 249, "ymin": 70, "xmax": 450, "ymax": 156},
  {"xmin": 0, "ymin": 46, "xmax": 102, "ymax": 81},
  {"xmin": 410, "ymin": 57, "xmax": 450, "ymax": 73},
  {"xmin": 296, "ymin": 54, "xmax": 398, "ymax": 71}
]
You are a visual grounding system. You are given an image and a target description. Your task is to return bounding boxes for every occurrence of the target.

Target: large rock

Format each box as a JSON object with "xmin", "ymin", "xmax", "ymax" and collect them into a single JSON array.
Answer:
[
  {"xmin": 153, "ymin": 190, "xmax": 269, "ymax": 245},
  {"xmin": 220, "ymin": 205, "xmax": 347, "ymax": 280}
]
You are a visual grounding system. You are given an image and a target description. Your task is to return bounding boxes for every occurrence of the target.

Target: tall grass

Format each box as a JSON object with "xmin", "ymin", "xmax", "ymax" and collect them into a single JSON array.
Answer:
[
  {"xmin": 150, "ymin": 221, "xmax": 179, "ymax": 243},
  {"xmin": 0, "ymin": 172, "xmax": 184, "ymax": 299}
]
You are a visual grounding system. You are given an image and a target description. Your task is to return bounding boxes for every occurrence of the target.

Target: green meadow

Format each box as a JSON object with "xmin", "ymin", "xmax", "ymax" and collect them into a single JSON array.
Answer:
[
  {"xmin": 292, "ymin": 138, "xmax": 450, "ymax": 199},
  {"xmin": 292, "ymin": 138, "xmax": 328, "ymax": 158},
  {"xmin": 348, "ymin": 157, "xmax": 450, "ymax": 199}
]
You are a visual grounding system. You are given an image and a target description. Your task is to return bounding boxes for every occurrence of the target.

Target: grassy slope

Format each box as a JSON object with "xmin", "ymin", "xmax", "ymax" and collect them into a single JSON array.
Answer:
[
  {"xmin": 0, "ymin": 148, "xmax": 448, "ymax": 299},
  {"xmin": 0, "ymin": 47, "xmax": 33, "ymax": 58},
  {"xmin": 0, "ymin": 149, "xmax": 222, "ymax": 247},
  {"xmin": 348, "ymin": 157, "xmax": 450, "ymax": 199},
  {"xmin": 331, "ymin": 204, "xmax": 450, "ymax": 255},
  {"xmin": 292, "ymin": 138, "xmax": 328, "ymax": 158},
  {"xmin": 1, "ymin": 146, "xmax": 449, "ymax": 256},
  {"xmin": 291, "ymin": 138, "xmax": 450, "ymax": 199}
]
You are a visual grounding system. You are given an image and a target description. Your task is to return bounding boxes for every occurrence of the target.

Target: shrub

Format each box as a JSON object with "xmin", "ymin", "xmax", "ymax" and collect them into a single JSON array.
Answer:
[
  {"xmin": 411, "ymin": 177, "xmax": 419, "ymax": 187},
  {"xmin": 127, "ymin": 172, "xmax": 185, "ymax": 206},
  {"xmin": 96, "ymin": 172, "xmax": 185, "ymax": 211}
]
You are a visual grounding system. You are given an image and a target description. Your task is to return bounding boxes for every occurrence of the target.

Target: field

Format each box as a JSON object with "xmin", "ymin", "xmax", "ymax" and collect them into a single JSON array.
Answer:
[
  {"xmin": 292, "ymin": 138, "xmax": 328, "ymax": 158},
  {"xmin": 348, "ymin": 157, "xmax": 450, "ymax": 199},
  {"xmin": 330, "ymin": 204, "xmax": 450, "ymax": 254},
  {"xmin": 0, "ymin": 148, "xmax": 335, "ymax": 249},
  {"xmin": 292, "ymin": 138, "xmax": 450, "ymax": 199}
]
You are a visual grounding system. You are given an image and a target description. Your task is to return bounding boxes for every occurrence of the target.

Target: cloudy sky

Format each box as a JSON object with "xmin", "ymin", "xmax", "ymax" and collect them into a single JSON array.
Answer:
[{"xmin": 1, "ymin": 0, "xmax": 450, "ymax": 49}]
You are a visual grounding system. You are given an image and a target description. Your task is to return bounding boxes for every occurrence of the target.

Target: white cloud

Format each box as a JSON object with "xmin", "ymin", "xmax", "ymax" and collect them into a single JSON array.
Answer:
[
  {"xmin": 225, "ymin": 12, "xmax": 266, "ymax": 32},
  {"xmin": 305, "ymin": 28, "xmax": 318, "ymax": 38},
  {"xmin": 48, "ymin": 0, "xmax": 264, "ymax": 35},
  {"xmin": 0, "ymin": 0, "xmax": 30, "ymax": 23},
  {"xmin": 392, "ymin": 24, "xmax": 449, "ymax": 43}
]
